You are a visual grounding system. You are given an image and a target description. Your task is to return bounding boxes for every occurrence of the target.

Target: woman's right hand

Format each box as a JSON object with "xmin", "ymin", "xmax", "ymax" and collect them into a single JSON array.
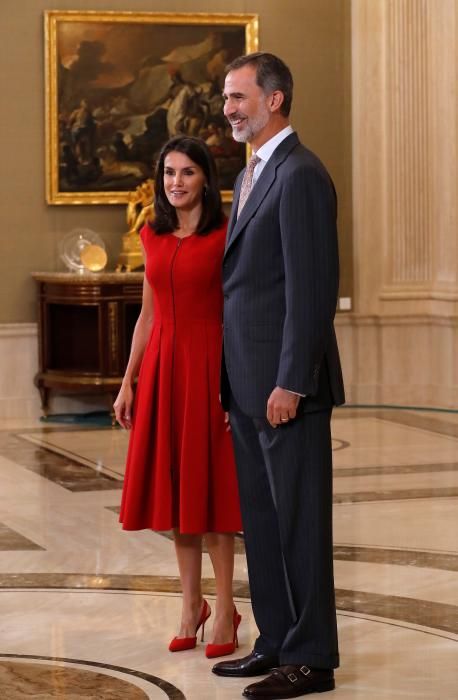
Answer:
[{"xmin": 113, "ymin": 382, "xmax": 134, "ymax": 429}]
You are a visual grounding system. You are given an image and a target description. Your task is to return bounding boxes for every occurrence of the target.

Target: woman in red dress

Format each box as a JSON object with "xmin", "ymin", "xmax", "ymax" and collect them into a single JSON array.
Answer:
[{"xmin": 114, "ymin": 136, "xmax": 242, "ymax": 658}]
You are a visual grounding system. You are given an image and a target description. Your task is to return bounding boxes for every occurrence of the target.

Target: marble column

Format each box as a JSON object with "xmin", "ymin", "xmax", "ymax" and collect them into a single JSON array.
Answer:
[{"xmin": 337, "ymin": 0, "xmax": 458, "ymax": 407}]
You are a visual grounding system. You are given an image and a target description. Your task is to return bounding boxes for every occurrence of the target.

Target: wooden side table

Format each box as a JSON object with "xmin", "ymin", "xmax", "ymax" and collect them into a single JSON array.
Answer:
[{"xmin": 32, "ymin": 272, "xmax": 143, "ymax": 416}]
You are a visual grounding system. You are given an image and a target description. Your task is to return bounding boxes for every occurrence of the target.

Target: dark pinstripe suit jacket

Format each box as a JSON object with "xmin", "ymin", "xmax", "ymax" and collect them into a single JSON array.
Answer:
[{"xmin": 221, "ymin": 131, "xmax": 345, "ymax": 417}]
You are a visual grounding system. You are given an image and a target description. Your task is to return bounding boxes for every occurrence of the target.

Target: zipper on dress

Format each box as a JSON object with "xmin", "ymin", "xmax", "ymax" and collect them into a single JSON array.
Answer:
[{"xmin": 169, "ymin": 238, "xmax": 183, "ymax": 510}]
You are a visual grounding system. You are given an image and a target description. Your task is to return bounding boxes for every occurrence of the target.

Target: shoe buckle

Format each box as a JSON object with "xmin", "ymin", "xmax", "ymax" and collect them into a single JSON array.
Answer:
[
  {"xmin": 300, "ymin": 666, "xmax": 311, "ymax": 677},
  {"xmin": 287, "ymin": 673, "xmax": 298, "ymax": 683}
]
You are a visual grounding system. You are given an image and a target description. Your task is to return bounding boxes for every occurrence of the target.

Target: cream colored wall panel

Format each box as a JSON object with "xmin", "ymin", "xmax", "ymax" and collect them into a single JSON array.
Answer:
[
  {"xmin": 0, "ymin": 324, "xmax": 111, "ymax": 419},
  {"xmin": 429, "ymin": 0, "xmax": 458, "ymax": 287},
  {"xmin": 386, "ymin": 0, "xmax": 432, "ymax": 287},
  {"xmin": 0, "ymin": 325, "xmax": 41, "ymax": 419},
  {"xmin": 381, "ymin": 323, "xmax": 436, "ymax": 389},
  {"xmin": 351, "ymin": 0, "xmax": 386, "ymax": 315},
  {"xmin": 335, "ymin": 318, "xmax": 355, "ymax": 388},
  {"xmin": 336, "ymin": 315, "xmax": 457, "ymax": 409},
  {"xmin": 354, "ymin": 322, "xmax": 381, "ymax": 395}
]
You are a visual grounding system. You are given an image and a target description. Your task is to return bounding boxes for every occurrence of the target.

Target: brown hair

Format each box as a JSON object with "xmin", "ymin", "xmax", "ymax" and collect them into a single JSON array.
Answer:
[{"xmin": 152, "ymin": 136, "xmax": 224, "ymax": 235}]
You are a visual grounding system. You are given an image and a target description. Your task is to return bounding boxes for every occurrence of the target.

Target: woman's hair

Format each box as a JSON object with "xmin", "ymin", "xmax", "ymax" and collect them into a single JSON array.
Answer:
[{"xmin": 152, "ymin": 136, "xmax": 224, "ymax": 234}]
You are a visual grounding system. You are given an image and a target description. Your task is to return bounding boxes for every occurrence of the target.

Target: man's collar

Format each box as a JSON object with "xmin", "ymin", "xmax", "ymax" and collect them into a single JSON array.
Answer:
[{"xmin": 254, "ymin": 125, "xmax": 294, "ymax": 163}]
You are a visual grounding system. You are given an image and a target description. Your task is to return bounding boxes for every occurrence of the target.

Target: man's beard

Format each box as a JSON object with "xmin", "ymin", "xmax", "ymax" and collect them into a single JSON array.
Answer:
[{"xmin": 230, "ymin": 107, "xmax": 270, "ymax": 143}]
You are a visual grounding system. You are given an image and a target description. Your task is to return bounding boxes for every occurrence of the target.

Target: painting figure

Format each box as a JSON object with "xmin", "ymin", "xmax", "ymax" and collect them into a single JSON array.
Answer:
[{"xmin": 68, "ymin": 98, "xmax": 97, "ymax": 163}]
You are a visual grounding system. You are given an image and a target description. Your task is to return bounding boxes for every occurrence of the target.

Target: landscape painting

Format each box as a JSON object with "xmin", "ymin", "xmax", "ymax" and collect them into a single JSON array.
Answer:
[{"xmin": 45, "ymin": 11, "xmax": 258, "ymax": 204}]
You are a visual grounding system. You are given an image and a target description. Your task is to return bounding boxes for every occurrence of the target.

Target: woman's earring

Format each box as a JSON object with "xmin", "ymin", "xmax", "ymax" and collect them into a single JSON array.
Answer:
[{"xmin": 203, "ymin": 185, "xmax": 208, "ymax": 198}]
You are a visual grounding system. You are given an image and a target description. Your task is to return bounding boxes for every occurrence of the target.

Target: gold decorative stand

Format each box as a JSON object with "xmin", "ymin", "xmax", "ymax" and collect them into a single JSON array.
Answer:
[{"xmin": 116, "ymin": 179, "xmax": 154, "ymax": 272}]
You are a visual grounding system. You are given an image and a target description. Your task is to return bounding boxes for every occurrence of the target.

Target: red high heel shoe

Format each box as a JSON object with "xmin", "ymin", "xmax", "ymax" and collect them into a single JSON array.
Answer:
[
  {"xmin": 169, "ymin": 599, "xmax": 211, "ymax": 652},
  {"xmin": 205, "ymin": 607, "xmax": 242, "ymax": 658}
]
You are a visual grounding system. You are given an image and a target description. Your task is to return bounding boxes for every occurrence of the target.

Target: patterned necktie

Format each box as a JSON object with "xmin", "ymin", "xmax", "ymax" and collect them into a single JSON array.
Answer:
[{"xmin": 237, "ymin": 154, "xmax": 261, "ymax": 217}]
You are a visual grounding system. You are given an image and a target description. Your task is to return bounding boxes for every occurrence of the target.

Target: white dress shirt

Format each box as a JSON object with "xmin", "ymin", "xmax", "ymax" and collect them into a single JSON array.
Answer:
[{"xmin": 252, "ymin": 125, "xmax": 295, "ymax": 187}]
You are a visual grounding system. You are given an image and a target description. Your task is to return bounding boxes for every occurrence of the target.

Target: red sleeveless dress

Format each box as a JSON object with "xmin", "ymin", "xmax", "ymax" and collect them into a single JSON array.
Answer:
[{"xmin": 119, "ymin": 222, "xmax": 242, "ymax": 534}]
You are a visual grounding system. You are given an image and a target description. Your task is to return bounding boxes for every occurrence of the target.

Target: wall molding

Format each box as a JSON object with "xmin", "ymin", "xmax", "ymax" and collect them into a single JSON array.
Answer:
[
  {"xmin": 379, "ymin": 289, "xmax": 458, "ymax": 303},
  {"xmin": 0, "ymin": 323, "xmax": 41, "ymax": 419},
  {"xmin": 336, "ymin": 313, "xmax": 457, "ymax": 326},
  {"xmin": 0, "ymin": 318, "xmax": 455, "ymax": 417},
  {"xmin": 0, "ymin": 323, "xmax": 37, "ymax": 338},
  {"xmin": 335, "ymin": 312, "xmax": 457, "ymax": 410},
  {"xmin": 0, "ymin": 323, "xmax": 111, "ymax": 419}
]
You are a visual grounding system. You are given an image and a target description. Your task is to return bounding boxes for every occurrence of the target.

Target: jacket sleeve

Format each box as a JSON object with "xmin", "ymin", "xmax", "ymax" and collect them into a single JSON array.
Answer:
[{"xmin": 276, "ymin": 164, "xmax": 340, "ymax": 396}]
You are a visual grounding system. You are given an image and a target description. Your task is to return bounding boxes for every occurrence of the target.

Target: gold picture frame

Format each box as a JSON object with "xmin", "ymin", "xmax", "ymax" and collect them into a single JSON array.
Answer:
[{"xmin": 45, "ymin": 10, "xmax": 258, "ymax": 205}]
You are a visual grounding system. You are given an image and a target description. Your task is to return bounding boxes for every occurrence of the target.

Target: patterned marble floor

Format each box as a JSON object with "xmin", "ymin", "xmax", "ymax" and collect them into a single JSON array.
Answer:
[{"xmin": 0, "ymin": 407, "xmax": 457, "ymax": 699}]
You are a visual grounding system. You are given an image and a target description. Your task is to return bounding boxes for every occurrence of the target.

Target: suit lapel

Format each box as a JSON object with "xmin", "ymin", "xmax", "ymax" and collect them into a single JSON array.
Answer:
[
  {"xmin": 224, "ymin": 132, "xmax": 299, "ymax": 258},
  {"xmin": 225, "ymin": 172, "xmax": 243, "ymax": 253}
]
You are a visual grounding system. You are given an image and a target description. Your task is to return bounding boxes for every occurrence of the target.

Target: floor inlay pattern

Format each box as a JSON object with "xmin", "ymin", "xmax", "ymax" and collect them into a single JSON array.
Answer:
[
  {"xmin": 0, "ymin": 660, "xmax": 148, "ymax": 699},
  {"xmin": 341, "ymin": 407, "xmax": 458, "ymax": 438},
  {"xmin": 0, "ymin": 522, "xmax": 44, "ymax": 551},
  {"xmin": 334, "ymin": 486, "xmax": 458, "ymax": 503},
  {"xmin": 336, "ymin": 588, "xmax": 458, "ymax": 636},
  {"xmin": 0, "ymin": 655, "xmax": 185, "ymax": 700},
  {"xmin": 1, "ymin": 408, "xmax": 457, "ymax": 699},
  {"xmin": 0, "ymin": 433, "xmax": 122, "ymax": 491},
  {"xmin": 0, "ymin": 575, "xmax": 456, "ymax": 636},
  {"xmin": 333, "ymin": 545, "xmax": 458, "ymax": 571},
  {"xmin": 335, "ymin": 462, "xmax": 458, "ymax": 477},
  {"xmin": 105, "ymin": 515, "xmax": 458, "ymax": 571},
  {"xmin": 380, "ymin": 410, "xmax": 458, "ymax": 438}
]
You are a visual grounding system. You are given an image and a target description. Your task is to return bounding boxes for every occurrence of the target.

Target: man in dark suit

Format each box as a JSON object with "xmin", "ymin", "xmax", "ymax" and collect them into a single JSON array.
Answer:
[{"xmin": 213, "ymin": 53, "xmax": 345, "ymax": 698}]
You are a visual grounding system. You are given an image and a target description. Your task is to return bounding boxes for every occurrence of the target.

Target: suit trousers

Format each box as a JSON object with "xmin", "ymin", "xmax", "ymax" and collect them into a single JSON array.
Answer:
[{"xmin": 229, "ymin": 394, "xmax": 339, "ymax": 669}]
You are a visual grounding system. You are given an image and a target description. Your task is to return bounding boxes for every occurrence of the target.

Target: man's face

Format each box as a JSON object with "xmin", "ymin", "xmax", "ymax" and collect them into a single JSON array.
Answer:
[{"xmin": 223, "ymin": 65, "xmax": 271, "ymax": 144}]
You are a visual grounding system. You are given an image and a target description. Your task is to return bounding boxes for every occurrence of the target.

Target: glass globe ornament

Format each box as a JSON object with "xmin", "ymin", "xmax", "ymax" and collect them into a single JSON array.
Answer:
[{"xmin": 59, "ymin": 229, "xmax": 107, "ymax": 273}]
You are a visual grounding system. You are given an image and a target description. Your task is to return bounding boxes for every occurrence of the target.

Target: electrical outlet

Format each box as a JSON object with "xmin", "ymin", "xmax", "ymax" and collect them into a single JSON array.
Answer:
[{"xmin": 339, "ymin": 297, "xmax": 352, "ymax": 311}]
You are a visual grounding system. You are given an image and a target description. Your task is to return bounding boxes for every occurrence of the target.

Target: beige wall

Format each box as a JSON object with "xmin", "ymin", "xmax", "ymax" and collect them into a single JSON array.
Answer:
[
  {"xmin": 342, "ymin": 0, "xmax": 458, "ymax": 409},
  {"xmin": 1, "ymin": 0, "xmax": 456, "ymax": 413},
  {"xmin": 0, "ymin": 0, "xmax": 353, "ymax": 323}
]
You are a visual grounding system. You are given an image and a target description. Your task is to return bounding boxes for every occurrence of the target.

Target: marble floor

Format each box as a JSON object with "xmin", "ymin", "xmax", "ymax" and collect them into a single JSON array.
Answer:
[{"xmin": 0, "ymin": 407, "xmax": 457, "ymax": 699}]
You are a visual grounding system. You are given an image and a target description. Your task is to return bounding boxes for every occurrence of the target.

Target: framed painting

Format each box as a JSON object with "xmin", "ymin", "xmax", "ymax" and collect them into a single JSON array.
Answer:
[{"xmin": 45, "ymin": 11, "xmax": 258, "ymax": 205}]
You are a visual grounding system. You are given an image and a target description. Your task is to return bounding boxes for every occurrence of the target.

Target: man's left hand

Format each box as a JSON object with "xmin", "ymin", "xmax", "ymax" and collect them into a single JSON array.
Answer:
[{"xmin": 266, "ymin": 387, "xmax": 300, "ymax": 428}]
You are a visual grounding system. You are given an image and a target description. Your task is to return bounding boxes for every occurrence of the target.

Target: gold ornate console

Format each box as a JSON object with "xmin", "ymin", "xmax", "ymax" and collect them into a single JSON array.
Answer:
[{"xmin": 32, "ymin": 272, "xmax": 143, "ymax": 415}]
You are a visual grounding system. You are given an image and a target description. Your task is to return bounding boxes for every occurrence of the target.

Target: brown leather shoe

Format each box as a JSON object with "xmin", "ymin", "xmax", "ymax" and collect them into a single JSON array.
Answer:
[{"xmin": 242, "ymin": 665, "xmax": 335, "ymax": 698}]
